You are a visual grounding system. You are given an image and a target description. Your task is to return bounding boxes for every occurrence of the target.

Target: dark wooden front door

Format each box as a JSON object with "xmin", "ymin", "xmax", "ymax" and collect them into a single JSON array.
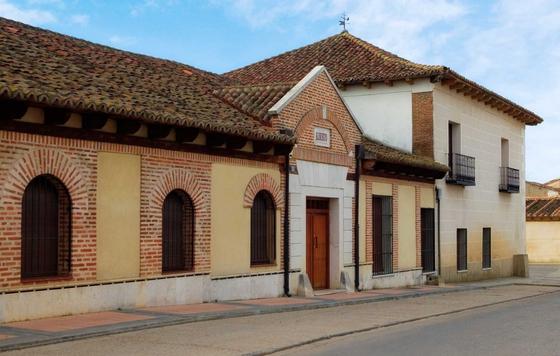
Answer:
[
  {"xmin": 306, "ymin": 199, "xmax": 329, "ymax": 289},
  {"xmin": 421, "ymin": 208, "xmax": 435, "ymax": 273}
]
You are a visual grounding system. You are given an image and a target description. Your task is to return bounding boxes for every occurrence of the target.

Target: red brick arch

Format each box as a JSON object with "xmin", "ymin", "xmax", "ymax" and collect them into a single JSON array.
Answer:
[
  {"xmin": 0, "ymin": 148, "xmax": 92, "ymax": 287},
  {"xmin": 243, "ymin": 173, "xmax": 284, "ymax": 209},
  {"xmin": 1, "ymin": 148, "xmax": 88, "ymax": 205},
  {"xmin": 142, "ymin": 168, "xmax": 210, "ymax": 276},
  {"xmin": 150, "ymin": 168, "xmax": 207, "ymax": 212},
  {"xmin": 294, "ymin": 106, "xmax": 352, "ymax": 153}
]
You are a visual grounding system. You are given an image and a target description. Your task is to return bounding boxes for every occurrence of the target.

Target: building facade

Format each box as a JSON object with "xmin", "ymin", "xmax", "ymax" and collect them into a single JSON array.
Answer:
[
  {"xmin": 227, "ymin": 31, "xmax": 543, "ymax": 283},
  {"xmin": 0, "ymin": 18, "xmax": 449, "ymax": 322},
  {"xmin": 527, "ymin": 181, "xmax": 560, "ymax": 198},
  {"xmin": 526, "ymin": 197, "xmax": 560, "ymax": 263}
]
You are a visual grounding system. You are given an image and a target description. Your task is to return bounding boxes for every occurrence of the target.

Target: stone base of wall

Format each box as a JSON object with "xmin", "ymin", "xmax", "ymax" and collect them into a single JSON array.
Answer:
[
  {"xmin": 440, "ymin": 257, "xmax": 513, "ymax": 283},
  {"xmin": 0, "ymin": 275, "xmax": 207, "ymax": 323},
  {"xmin": 205, "ymin": 272, "xmax": 298, "ymax": 301},
  {"xmin": 0, "ymin": 272, "xmax": 302, "ymax": 323},
  {"xmin": 345, "ymin": 266, "xmax": 425, "ymax": 290}
]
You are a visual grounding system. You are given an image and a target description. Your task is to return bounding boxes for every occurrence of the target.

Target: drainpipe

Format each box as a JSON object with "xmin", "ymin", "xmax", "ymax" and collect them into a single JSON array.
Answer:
[
  {"xmin": 354, "ymin": 144, "xmax": 363, "ymax": 291},
  {"xmin": 283, "ymin": 153, "xmax": 291, "ymax": 297},
  {"xmin": 436, "ymin": 187, "xmax": 442, "ymax": 281}
]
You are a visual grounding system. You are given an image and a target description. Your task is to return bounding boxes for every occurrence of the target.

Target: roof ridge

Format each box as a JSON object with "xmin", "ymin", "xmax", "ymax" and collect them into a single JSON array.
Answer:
[
  {"xmin": 217, "ymin": 82, "xmax": 297, "ymax": 91},
  {"xmin": 339, "ymin": 31, "xmax": 445, "ymax": 71},
  {"xmin": 224, "ymin": 32, "xmax": 342, "ymax": 76}
]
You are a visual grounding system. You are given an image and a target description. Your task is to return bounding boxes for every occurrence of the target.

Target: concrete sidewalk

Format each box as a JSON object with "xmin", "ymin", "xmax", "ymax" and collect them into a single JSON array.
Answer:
[
  {"xmin": 3, "ymin": 283, "xmax": 559, "ymax": 356},
  {"xmin": 0, "ymin": 284, "xmax": 459, "ymax": 352},
  {"xmin": 0, "ymin": 269, "xmax": 556, "ymax": 353}
]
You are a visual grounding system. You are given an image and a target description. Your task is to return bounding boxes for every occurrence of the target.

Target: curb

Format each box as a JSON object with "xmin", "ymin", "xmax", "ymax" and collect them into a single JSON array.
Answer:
[{"xmin": 0, "ymin": 282, "xmax": 555, "ymax": 353}]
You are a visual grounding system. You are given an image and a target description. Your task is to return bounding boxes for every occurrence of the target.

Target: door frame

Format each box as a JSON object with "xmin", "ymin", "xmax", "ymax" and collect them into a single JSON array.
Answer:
[{"xmin": 306, "ymin": 198, "xmax": 330, "ymax": 289}]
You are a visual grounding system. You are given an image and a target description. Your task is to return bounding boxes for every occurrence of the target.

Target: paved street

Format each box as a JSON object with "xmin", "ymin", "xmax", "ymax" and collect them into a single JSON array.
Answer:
[
  {"xmin": 3, "ymin": 284, "xmax": 559, "ymax": 355},
  {"xmin": 285, "ymin": 291, "xmax": 560, "ymax": 356}
]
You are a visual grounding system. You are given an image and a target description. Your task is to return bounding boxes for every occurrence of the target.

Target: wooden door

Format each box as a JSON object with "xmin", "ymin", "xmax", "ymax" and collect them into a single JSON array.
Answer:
[
  {"xmin": 421, "ymin": 208, "xmax": 435, "ymax": 273},
  {"xmin": 306, "ymin": 211, "xmax": 329, "ymax": 289}
]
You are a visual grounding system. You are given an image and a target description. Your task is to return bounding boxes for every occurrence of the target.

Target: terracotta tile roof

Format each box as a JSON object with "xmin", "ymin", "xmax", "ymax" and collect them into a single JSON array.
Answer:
[
  {"xmin": 0, "ymin": 17, "xmax": 294, "ymax": 144},
  {"xmin": 226, "ymin": 31, "xmax": 542, "ymax": 126},
  {"xmin": 362, "ymin": 137, "xmax": 448, "ymax": 178},
  {"xmin": 212, "ymin": 83, "xmax": 293, "ymax": 121},
  {"xmin": 527, "ymin": 197, "xmax": 560, "ymax": 221},
  {"xmin": 226, "ymin": 31, "xmax": 443, "ymax": 86}
]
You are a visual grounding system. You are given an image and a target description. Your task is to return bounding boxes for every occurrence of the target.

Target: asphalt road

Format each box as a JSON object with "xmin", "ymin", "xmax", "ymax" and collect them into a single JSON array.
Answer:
[{"xmin": 286, "ymin": 292, "xmax": 560, "ymax": 356}]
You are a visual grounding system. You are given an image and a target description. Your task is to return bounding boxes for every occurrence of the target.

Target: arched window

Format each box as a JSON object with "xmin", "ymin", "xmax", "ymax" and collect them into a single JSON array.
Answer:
[
  {"xmin": 251, "ymin": 190, "xmax": 276, "ymax": 265},
  {"xmin": 162, "ymin": 190, "xmax": 194, "ymax": 272},
  {"xmin": 21, "ymin": 175, "xmax": 71, "ymax": 279}
]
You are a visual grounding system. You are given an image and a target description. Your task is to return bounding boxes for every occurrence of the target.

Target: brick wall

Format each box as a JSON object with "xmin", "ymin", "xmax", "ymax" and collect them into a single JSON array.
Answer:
[
  {"xmin": 274, "ymin": 71, "xmax": 362, "ymax": 169},
  {"xmin": 0, "ymin": 130, "xmax": 282, "ymax": 289},
  {"xmin": 364, "ymin": 175, "xmax": 433, "ymax": 272},
  {"xmin": 412, "ymin": 92, "xmax": 434, "ymax": 159}
]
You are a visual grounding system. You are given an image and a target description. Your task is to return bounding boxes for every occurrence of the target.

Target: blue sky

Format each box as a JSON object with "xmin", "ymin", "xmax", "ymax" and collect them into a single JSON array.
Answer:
[{"xmin": 2, "ymin": 0, "xmax": 559, "ymax": 183}]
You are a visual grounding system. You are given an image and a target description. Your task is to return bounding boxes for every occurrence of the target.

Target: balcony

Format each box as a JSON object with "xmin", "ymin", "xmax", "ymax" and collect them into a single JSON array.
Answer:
[
  {"xmin": 446, "ymin": 153, "xmax": 476, "ymax": 186},
  {"xmin": 499, "ymin": 167, "xmax": 520, "ymax": 193}
]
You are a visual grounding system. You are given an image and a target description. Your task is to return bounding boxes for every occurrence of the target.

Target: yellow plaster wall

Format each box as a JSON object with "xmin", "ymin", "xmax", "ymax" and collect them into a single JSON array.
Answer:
[
  {"xmin": 398, "ymin": 185, "xmax": 416, "ymax": 270},
  {"xmin": 96, "ymin": 152, "xmax": 141, "ymax": 280},
  {"xmin": 527, "ymin": 221, "xmax": 560, "ymax": 263},
  {"xmin": 211, "ymin": 163, "xmax": 282, "ymax": 276},
  {"xmin": 372, "ymin": 182, "xmax": 392, "ymax": 196},
  {"xmin": 420, "ymin": 187, "xmax": 434, "ymax": 208}
]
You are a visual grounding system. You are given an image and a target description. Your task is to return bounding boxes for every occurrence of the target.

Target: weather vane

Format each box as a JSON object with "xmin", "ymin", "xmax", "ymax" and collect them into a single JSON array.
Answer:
[{"xmin": 339, "ymin": 12, "xmax": 349, "ymax": 31}]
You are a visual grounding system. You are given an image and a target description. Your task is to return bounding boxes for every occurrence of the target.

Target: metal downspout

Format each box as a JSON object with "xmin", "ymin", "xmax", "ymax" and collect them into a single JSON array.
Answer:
[
  {"xmin": 436, "ymin": 187, "xmax": 442, "ymax": 281},
  {"xmin": 354, "ymin": 144, "xmax": 363, "ymax": 291},
  {"xmin": 283, "ymin": 153, "xmax": 291, "ymax": 296}
]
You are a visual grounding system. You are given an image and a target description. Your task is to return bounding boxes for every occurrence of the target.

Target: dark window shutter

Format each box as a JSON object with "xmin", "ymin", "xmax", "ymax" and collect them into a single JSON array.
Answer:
[
  {"xmin": 251, "ymin": 191, "xmax": 276, "ymax": 265},
  {"xmin": 373, "ymin": 195, "xmax": 393, "ymax": 275},
  {"xmin": 457, "ymin": 228, "xmax": 468, "ymax": 271},
  {"xmin": 162, "ymin": 190, "xmax": 194, "ymax": 272},
  {"xmin": 421, "ymin": 208, "xmax": 435, "ymax": 273},
  {"xmin": 22, "ymin": 175, "xmax": 71, "ymax": 279},
  {"xmin": 482, "ymin": 228, "xmax": 491, "ymax": 269}
]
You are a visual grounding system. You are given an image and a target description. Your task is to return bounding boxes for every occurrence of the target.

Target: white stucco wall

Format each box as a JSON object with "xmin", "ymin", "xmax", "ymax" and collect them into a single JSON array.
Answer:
[
  {"xmin": 340, "ymin": 79, "xmax": 433, "ymax": 152},
  {"xmin": 433, "ymin": 83, "xmax": 526, "ymax": 281}
]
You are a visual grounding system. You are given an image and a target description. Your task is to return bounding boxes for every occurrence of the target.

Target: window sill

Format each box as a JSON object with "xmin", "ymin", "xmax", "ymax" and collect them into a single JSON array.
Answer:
[
  {"xmin": 457, "ymin": 269, "xmax": 468, "ymax": 273},
  {"xmin": 371, "ymin": 273, "xmax": 395, "ymax": 279},
  {"xmin": 21, "ymin": 275, "xmax": 73, "ymax": 284},
  {"xmin": 482, "ymin": 267, "xmax": 492, "ymax": 271},
  {"xmin": 250, "ymin": 263, "xmax": 277, "ymax": 268},
  {"xmin": 162, "ymin": 270, "xmax": 195, "ymax": 276}
]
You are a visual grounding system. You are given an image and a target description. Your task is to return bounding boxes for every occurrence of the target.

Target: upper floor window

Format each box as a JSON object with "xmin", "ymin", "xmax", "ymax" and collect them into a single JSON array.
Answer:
[
  {"xmin": 447, "ymin": 121, "xmax": 475, "ymax": 186},
  {"xmin": 251, "ymin": 190, "xmax": 276, "ymax": 266},
  {"xmin": 22, "ymin": 175, "xmax": 71, "ymax": 279},
  {"xmin": 162, "ymin": 190, "xmax": 194, "ymax": 272},
  {"xmin": 499, "ymin": 138, "xmax": 519, "ymax": 193}
]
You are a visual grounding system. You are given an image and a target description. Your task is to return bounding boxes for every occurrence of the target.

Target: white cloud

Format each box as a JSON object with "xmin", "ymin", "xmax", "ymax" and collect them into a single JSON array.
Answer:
[
  {"xmin": 0, "ymin": 0, "xmax": 57, "ymax": 24},
  {"xmin": 130, "ymin": 0, "xmax": 179, "ymax": 16},
  {"xmin": 219, "ymin": 0, "xmax": 466, "ymax": 60},
  {"xmin": 70, "ymin": 14, "xmax": 89, "ymax": 25}
]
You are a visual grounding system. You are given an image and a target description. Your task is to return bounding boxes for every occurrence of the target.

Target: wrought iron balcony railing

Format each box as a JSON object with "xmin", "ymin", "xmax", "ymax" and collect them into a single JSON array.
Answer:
[
  {"xmin": 446, "ymin": 153, "xmax": 476, "ymax": 186},
  {"xmin": 499, "ymin": 167, "xmax": 520, "ymax": 193}
]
